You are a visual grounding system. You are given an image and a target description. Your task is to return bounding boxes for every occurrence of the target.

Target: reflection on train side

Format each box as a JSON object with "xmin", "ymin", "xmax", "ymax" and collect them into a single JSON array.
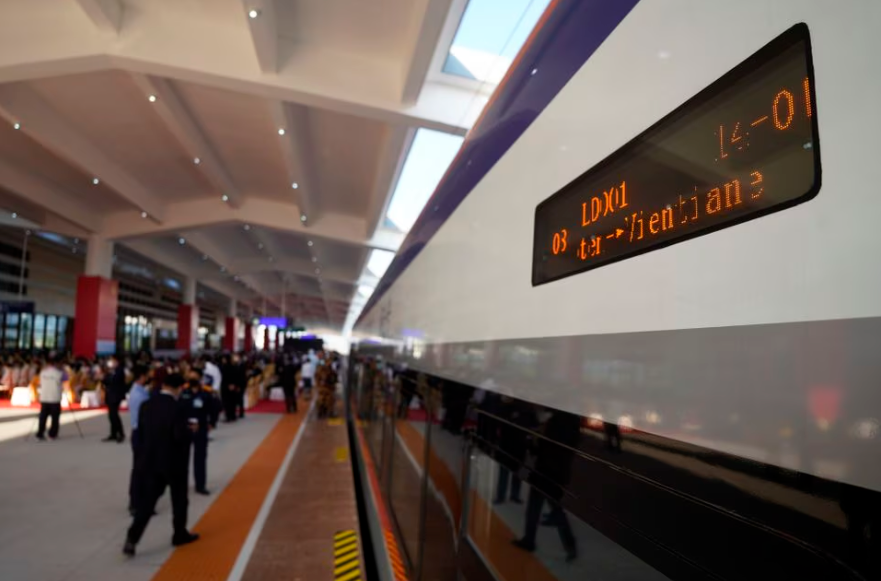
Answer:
[{"xmin": 350, "ymin": 354, "xmax": 879, "ymax": 581}]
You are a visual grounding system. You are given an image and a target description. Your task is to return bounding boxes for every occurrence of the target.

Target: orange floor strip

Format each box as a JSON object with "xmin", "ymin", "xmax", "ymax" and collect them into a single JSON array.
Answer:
[{"xmin": 151, "ymin": 407, "xmax": 305, "ymax": 581}]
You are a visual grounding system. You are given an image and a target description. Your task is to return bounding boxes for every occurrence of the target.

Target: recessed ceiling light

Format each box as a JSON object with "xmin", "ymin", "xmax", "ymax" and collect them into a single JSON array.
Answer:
[
  {"xmin": 140, "ymin": 211, "xmax": 148, "ymax": 219},
  {"xmin": 148, "ymin": 95, "xmax": 157, "ymax": 103},
  {"xmin": 243, "ymin": 224, "xmax": 251, "ymax": 231},
  {"xmin": 73, "ymin": 238, "xmax": 79, "ymax": 244},
  {"xmin": 220, "ymin": 266, "xmax": 227, "ymax": 273},
  {"xmin": 12, "ymin": 122, "xmax": 20, "ymax": 130},
  {"xmin": 530, "ymin": 68, "xmax": 538, "ymax": 76},
  {"xmin": 178, "ymin": 237, "xmax": 186, "ymax": 245},
  {"xmin": 268, "ymin": 256, "xmax": 275, "ymax": 263},
  {"xmin": 193, "ymin": 157, "xmax": 201, "ymax": 165},
  {"xmin": 257, "ymin": 243, "xmax": 264, "ymax": 250},
  {"xmin": 234, "ymin": 275, "xmax": 240, "ymax": 282},
  {"xmin": 300, "ymin": 214, "xmax": 307, "ymax": 222},
  {"xmin": 221, "ymin": 194, "xmax": 229, "ymax": 202},
  {"xmin": 248, "ymin": 8, "xmax": 260, "ymax": 18},
  {"xmin": 11, "ymin": 212, "xmax": 17, "ymax": 219},
  {"xmin": 657, "ymin": 50, "xmax": 671, "ymax": 60},
  {"xmin": 278, "ymin": 128, "xmax": 286, "ymax": 136},
  {"xmin": 307, "ymin": 240, "xmax": 313, "ymax": 247},
  {"xmin": 92, "ymin": 177, "xmax": 100, "ymax": 185},
  {"xmin": 201, "ymin": 254, "xmax": 208, "ymax": 261},
  {"xmin": 72, "ymin": 248, "xmax": 77, "ymax": 254},
  {"xmin": 315, "ymin": 268, "xmax": 320, "ymax": 274},
  {"xmin": 312, "ymin": 257, "xmax": 317, "ymax": 263},
  {"xmin": 291, "ymin": 182, "xmax": 299, "ymax": 189}
]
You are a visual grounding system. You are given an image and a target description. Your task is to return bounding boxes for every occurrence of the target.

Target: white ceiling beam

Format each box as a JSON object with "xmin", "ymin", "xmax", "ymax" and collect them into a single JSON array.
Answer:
[
  {"xmin": 229, "ymin": 257, "xmax": 361, "ymax": 286},
  {"xmin": 268, "ymin": 101, "xmax": 320, "ymax": 223},
  {"xmin": 0, "ymin": 84, "xmax": 167, "ymax": 221},
  {"xmin": 75, "ymin": 0, "xmax": 123, "ymax": 34},
  {"xmin": 241, "ymin": 0, "xmax": 278, "ymax": 73},
  {"xmin": 365, "ymin": 125, "xmax": 414, "ymax": 237},
  {"xmin": 129, "ymin": 73, "xmax": 242, "ymax": 207},
  {"xmin": 401, "ymin": 0, "xmax": 456, "ymax": 103},
  {"xmin": 102, "ymin": 198, "xmax": 402, "ymax": 252},
  {"xmin": 0, "ymin": 159, "xmax": 102, "ymax": 233}
]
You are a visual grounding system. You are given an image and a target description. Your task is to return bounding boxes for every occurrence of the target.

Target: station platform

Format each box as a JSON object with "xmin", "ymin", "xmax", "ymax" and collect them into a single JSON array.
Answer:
[{"xmin": 0, "ymin": 397, "xmax": 364, "ymax": 581}]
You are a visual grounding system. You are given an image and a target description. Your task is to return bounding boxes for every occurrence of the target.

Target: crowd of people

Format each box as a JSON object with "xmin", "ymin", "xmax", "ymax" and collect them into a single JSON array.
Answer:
[{"xmin": 0, "ymin": 348, "xmax": 342, "ymax": 557}]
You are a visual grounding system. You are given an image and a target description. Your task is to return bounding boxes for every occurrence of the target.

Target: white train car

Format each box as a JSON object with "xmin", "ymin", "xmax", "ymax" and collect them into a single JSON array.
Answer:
[{"xmin": 351, "ymin": 2, "xmax": 881, "ymax": 580}]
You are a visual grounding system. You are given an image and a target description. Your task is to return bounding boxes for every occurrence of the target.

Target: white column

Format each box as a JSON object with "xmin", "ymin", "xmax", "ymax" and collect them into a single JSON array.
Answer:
[
  {"xmin": 85, "ymin": 234, "xmax": 114, "ymax": 279},
  {"xmin": 228, "ymin": 298, "xmax": 237, "ymax": 318},
  {"xmin": 182, "ymin": 276, "xmax": 197, "ymax": 305}
]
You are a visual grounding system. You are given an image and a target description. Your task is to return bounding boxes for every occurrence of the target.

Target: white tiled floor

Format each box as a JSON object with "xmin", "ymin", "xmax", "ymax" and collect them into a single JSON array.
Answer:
[{"xmin": 0, "ymin": 407, "xmax": 279, "ymax": 581}]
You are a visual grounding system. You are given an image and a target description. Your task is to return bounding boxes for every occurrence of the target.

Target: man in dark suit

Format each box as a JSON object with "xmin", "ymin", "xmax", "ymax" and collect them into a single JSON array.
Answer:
[
  {"xmin": 182, "ymin": 375, "xmax": 211, "ymax": 495},
  {"xmin": 103, "ymin": 355, "xmax": 127, "ymax": 443},
  {"xmin": 123, "ymin": 373, "xmax": 199, "ymax": 556}
]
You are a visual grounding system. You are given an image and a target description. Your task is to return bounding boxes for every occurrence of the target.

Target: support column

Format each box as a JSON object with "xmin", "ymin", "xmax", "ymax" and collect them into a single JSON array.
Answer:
[
  {"xmin": 73, "ymin": 235, "xmax": 118, "ymax": 359},
  {"xmin": 263, "ymin": 326, "xmax": 270, "ymax": 352},
  {"xmin": 176, "ymin": 276, "xmax": 198, "ymax": 354},
  {"xmin": 243, "ymin": 308, "xmax": 254, "ymax": 353},
  {"xmin": 223, "ymin": 298, "xmax": 238, "ymax": 352}
]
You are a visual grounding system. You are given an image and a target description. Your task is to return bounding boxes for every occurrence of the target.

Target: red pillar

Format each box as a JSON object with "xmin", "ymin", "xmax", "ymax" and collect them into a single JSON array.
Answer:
[
  {"xmin": 223, "ymin": 317, "xmax": 237, "ymax": 352},
  {"xmin": 73, "ymin": 276, "xmax": 118, "ymax": 359},
  {"xmin": 176, "ymin": 304, "xmax": 199, "ymax": 354},
  {"xmin": 244, "ymin": 322, "xmax": 254, "ymax": 352},
  {"xmin": 263, "ymin": 326, "xmax": 270, "ymax": 351}
]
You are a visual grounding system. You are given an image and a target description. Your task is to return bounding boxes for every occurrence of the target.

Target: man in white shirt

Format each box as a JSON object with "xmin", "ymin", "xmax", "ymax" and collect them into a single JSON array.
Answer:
[
  {"xmin": 202, "ymin": 357, "xmax": 222, "ymax": 393},
  {"xmin": 300, "ymin": 358, "xmax": 315, "ymax": 398},
  {"xmin": 36, "ymin": 356, "xmax": 66, "ymax": 441}
]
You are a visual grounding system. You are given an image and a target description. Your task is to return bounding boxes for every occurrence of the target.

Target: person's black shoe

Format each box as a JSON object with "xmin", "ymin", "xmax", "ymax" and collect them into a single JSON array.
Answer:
[
  {"xmin": 117, "ymin": 435, "xmax": 126, "ymax": 444},
  {"xmin": 102, "ymin": 436, "xmax": 116, "ymax": 442},
  {"xmin": 511, "ymin": 538, "xmax": 535, "ymax": 552},
  {"xmin": 172, "ymin": 532, "xmax": 200, "ymax": 546},
  {"xmin": 492, "ymin": 497, "xmax": 505, "ymax": 505},
  {"xmin": 128, "ymin": 507, "xmax": 136, "ymax": 517},
  {"xmin": 122, "ymin": 540, "xmax": 136, "ymax": 557},
  {"xmin": 566, "ymin": 548, "xmax": 578, "ymax": 563},
  {"xmin": 540, "ymin": 513, "xmax": 558, "ymax": 527},
  {"xmin": 195, "ymin": 489, "xmax": 211, "ymax": 496}
]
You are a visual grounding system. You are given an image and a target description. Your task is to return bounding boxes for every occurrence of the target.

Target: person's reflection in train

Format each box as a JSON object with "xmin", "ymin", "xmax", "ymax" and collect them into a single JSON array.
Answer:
[
  {"xmin": 442, "ymin": 381, "xmax": 474, "ymax": 435},
  {"xmin": 495, "ymin": 397, "xmax": 538, "ymax": 505},
  {"xmin": 513, "ymin": 409, "xmax": 580, "ymax": 562},
  {"xmin": 604, "ymin": 420, "xmax": 622, "ymax": 452}
]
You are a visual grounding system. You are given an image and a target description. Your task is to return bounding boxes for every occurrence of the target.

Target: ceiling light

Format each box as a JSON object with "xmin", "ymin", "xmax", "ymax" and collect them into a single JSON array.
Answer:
[
  {"xmin": 201, "ymin": 254, "xmax": 208, "ymax": 261},
  {"xmin": 312, "ymin": 257, "xmax": 317, "ymax": 263},
  {"xmin": 178, "ymin": 237, "xmax": 186, "ymax": 245},
  {"xmin": 268, "ymin": 256, "xmax": 275, "ymax": 263},
  {"xmin": 73, "ymin": 238, "xmax": 79, "ymax": 244},
  {"xmin": 300, "ymin": 214, "xmax": 307, "ymax": 222},
  {"xmin": 243, "ymin": 224, "xmax": 251, "ymax": 231},
  {"xmin": 140, "ymin": 211, "xmax": 148, "ymax": 219},
  {"xmin": 220, "ymin": 266, "xmax": 227, "ymax": 273},
  {"xmin": 257, "ymin": 243, "xmax": 264, "ymax": 250},
  {"xmin": 530, "ymin": 68, "xmax": 538, "ymax": 76},
  {"xmin": 148, "ymin": 95, "xmax": 157, "ymax": 103},
  {"xmin": 234, "ymin": 275, "xmax": 240, "ymax": 282},
  {"xmin": 315, "ymin": 268, "xmax": 320, "ymax": 274},
  {"xmin": 221, "ymin": 194, "xmax": 229, "ymax": 202},
  {"xmin": 291, "ymin": 182, "xmax": 299, "ymax": 189},
  {"xmin": 12, "ymin": 122, "xmax": 20, "ymax": 130},
  {"xmin": 11, "ymin": 212, "xmax": 17, "ymax": 219},
  {"xmin": 278, "ymin": 128, "xmax": 286, "ymax": 136},
  {"xmin": 193, "ymin": 157, "xmax": 201, "ymax": 165},
  {"xmin": 72, "ymin": 248, "xmax": 77, "ymax": 254},
  {"xmin": 307, "ymin": 240, "xmax": 313, "ymax": 247},
  {"xmin": 92, "ymin": 177, "xmax": 100, "ymax": 185},
  {"xmin": 248, "ymin": 8, "xmax": 260, "ymax": 18},
  {"xmin": 657, "ymin": 50, "xmax": 671, "ymax": 60}
]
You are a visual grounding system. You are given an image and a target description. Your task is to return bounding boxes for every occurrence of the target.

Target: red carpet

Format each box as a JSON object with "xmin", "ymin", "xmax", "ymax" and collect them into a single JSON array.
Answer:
[
  {"xmin": 0, "ymin": 400, "xmax": 103, "ymax": 411},
  {"xmin": 247, "ymin": 399, "xmax": 286, "ymax": 414}
]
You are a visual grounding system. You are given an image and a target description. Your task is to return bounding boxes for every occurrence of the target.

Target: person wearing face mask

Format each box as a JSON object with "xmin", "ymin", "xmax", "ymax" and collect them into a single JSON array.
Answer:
[{"xmin": 103, "ymin": 355, "xmax": 127, "ymax": 443}]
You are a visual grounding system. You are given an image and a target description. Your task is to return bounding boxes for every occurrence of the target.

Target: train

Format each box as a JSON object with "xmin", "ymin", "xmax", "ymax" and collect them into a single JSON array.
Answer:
[{"xmin": 347, "ymin": 2, "xmax": 881, "ymax": 580}]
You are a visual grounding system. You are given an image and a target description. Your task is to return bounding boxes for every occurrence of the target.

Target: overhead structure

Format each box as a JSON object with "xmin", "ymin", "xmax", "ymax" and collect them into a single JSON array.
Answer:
[{"xmin": 0, "ymin": 0, "xmax": 549, "ymax": 330}]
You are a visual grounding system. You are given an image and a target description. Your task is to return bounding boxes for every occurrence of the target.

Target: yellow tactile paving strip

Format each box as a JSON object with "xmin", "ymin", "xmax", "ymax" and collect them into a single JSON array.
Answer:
[{"xmin": 151, "ymin": 406, "xmax": 305, "ymax": 581}]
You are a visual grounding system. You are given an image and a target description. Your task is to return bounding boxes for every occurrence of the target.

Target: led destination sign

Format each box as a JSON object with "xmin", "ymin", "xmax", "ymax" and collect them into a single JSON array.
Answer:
[{"xmin": 532, "ymin": 24, "xmax": 820, "ymax": 285}]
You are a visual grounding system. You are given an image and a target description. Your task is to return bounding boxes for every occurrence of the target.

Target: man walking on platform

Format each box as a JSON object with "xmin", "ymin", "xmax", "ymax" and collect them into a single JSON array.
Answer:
[
  {"xmin": 103, "ymin": 355, "xmax": 127, "ymax": 443},
  {"xmin": 123, "ymin": 374, "xmax": 199, "ymax": 557},
  {"xmin": 182, "ymin": 375, "xmax": 211, "ymax": 495},
  {"xmin": 35, "ymin": 356, "xmax": 65, "ymax": 441},
  {"xmin": 127, "ymin": 365, "xmax": 151, "ymax": 515}
]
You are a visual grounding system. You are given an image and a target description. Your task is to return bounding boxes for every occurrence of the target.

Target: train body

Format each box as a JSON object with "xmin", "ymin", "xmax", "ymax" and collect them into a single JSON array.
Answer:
[{"xmin": 350, "ymin": 2, "xmax": 881, "ymax": 580}]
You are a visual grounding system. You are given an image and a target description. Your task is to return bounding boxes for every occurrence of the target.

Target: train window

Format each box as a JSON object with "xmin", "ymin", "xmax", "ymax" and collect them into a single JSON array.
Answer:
[{"xmin": 532, "ymin": 23, "xmax": 820, "ymax": 285}]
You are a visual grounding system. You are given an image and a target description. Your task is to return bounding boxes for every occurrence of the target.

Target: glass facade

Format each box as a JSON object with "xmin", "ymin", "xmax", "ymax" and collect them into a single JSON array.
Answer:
[{"xmin": 0, "ymin": 311, "xmax": 72, "ymax": 351}]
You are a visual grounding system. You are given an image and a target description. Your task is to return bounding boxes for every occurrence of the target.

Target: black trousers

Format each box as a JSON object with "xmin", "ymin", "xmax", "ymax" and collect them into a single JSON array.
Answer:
[
  {"xmin": 127, "ymin": 471, "xmax": 189, "ymax": 544},
  {"xmin": 37, "ymin": 402, "xmax": 61, "ymax": 439},
  {"xmin": 129, "ymin": 429, "xmax": 142, "ymax": 509},
  {"xmin": 222, "ymin": 388, "xmax": 237, "ymax": 422},
  {"xmin": 495, "ymin": 465, "xmax": 522, "ymax": 502},
  {"xmin": 192, "ymin": 431, "xmax": 208, "ymax": 491},
  {"xmin": 107, "ymin": 399, "xmax": 124, "ymax": 439},
  {"xmin": 236, "ymin": 388, "xmax": 245, "ymax": 418},
  {"xmin": 283, "ymin": 386, "xmax": 297, "ymax": 413},
  {"xmin": 522, "ymin": 487, "xmax": 576, "ymax": 554}
]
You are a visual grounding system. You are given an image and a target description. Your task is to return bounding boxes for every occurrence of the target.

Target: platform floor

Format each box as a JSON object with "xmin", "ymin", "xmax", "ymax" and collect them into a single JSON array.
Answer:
[{"xmin": 0, "ymin": 396, "xmax": 358, "ymax": 581}]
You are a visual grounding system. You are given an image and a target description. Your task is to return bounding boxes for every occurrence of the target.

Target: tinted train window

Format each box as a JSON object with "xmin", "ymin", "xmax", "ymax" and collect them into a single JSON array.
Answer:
[{"xmin": 533, "ymin": 23, "xmax": 819, "ymax": 285}]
